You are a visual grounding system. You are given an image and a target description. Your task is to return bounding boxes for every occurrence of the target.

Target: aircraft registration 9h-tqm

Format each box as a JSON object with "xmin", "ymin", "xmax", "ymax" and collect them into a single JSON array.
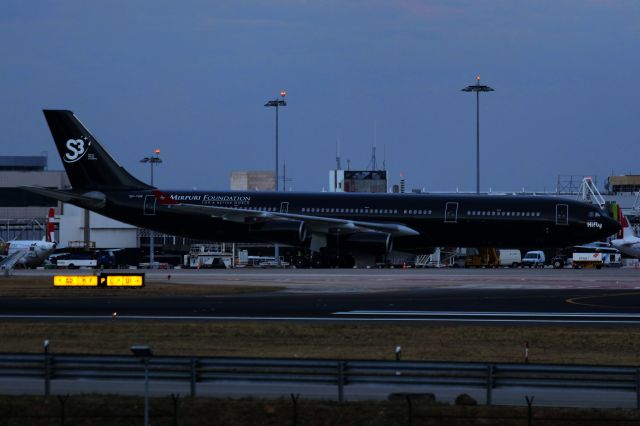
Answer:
[{"xmin": 23, "ymin": 110, "xmax": 620, "ymax": 263}]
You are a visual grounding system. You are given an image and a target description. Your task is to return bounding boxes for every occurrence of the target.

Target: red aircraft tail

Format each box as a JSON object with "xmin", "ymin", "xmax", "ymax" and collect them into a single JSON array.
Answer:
[{"xmin": 46, "ymin": 208, "xmax": 56, "ymax": 243}]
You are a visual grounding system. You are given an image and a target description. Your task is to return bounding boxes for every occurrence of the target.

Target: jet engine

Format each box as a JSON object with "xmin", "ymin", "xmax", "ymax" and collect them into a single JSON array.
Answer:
[
  {"xmin": 344, "ymin": 232, "xmax": 393, "ymax": 254},
  {"xmin": 251, "ymin": 220, "xmax": 307, "ymax": 244}
]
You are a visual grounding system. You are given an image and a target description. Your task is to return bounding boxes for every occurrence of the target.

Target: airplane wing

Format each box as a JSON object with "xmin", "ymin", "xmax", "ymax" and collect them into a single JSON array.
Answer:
[
  {"xmin": 20, "ymin": 187, "xmax": 106, "ymax": 209},
  {"xmin": 0, "ymin": 249, "xmax": 27, "ymax": 270},
  {"xmin": 156, "ymin": 192, "xmax": 419, "ymax": 237}
]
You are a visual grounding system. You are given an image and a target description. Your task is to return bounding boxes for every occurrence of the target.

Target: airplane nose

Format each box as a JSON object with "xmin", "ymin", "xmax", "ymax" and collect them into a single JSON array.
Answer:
[{"xmin": 604, "ymin": 216, "xmax": 621, "ymax": 237}]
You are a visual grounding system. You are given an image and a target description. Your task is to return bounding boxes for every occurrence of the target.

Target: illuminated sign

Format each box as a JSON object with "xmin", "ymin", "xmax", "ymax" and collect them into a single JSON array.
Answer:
[
  {"xmin": 53, "ymin": 275, "xmax": 98, "ymax": 287},
  {"xmin": 100, "ymin": 274, "xmax": 145, "ymax": 287},
  {"xmin": 53, "ymin": 273, "xmax": 145, "ymax": 288}
]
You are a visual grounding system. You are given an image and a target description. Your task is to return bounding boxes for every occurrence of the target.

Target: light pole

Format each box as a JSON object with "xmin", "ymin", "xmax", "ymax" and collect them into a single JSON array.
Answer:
[
  {"xmin": 264, "ymin": 91, "xmax": 287, "ymax": 191},
  {"xmin": 265, "ymin": 91, "xmax": 287, "ymax": 266},
  {"xmin": 462, "ymin": 76, "xmax": 494, "ymax": 194},
  {"xmin": 131, "ymin": 345, "xmax": 154, "ymax": 426},
  {"xmin": 140, "ymin": 149, "xmax": 162, "ymax": 267},
  {"xmin": 43, "ymin": 339, "xmax": 50, "ymax": 397}
]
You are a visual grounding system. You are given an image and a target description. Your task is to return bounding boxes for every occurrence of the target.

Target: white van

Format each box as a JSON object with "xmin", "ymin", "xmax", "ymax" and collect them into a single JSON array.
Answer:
[
  {"xmin": 522, "ymin": 251, "xmax": 545, "ymax": 268},
  {"xmin": 498, "ymin": 249, "xmax": 521, "ymax": 267}
]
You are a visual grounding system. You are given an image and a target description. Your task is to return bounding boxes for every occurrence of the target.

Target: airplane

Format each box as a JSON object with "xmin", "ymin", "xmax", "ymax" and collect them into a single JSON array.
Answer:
[
  {"xmin": 0, "ymin": 208, "xmax": 57, "ymax": 269},
  {"xmin": 22, "ymin": 110, "xmax": 619, "ymax": 262},
  {"xmin": 610, "ymin": 210, "xmax": 640, "ymax": 258}
]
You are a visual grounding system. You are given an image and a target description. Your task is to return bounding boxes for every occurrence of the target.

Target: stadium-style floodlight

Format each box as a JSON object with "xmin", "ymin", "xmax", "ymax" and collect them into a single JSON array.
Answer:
[
  {"xmin": 462, "ymin": 76, "xmax": 494, "ymax": 194},
  {"xmin": 264, "ymin": 91, "xmax": 287, "ymax": 267},
  {"xmin": 140, "ymin": 150, "xmax": 162, "ymax": 267},
  {"xmin": 131, "ymin": 345, "xmax": 154, "ymax": 426},
  {"xmin": 264, "ymin": 91, "xmax": 287, "ymax": 192}
]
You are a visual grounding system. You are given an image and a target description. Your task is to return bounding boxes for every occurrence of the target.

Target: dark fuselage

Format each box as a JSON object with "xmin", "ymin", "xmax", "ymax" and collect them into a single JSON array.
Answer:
[{"xmin": 98, "ymin": 190, "xmax": 619, "ymax": 251}]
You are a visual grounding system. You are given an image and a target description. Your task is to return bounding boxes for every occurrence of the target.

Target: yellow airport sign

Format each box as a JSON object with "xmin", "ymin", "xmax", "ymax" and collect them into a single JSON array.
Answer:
[
  {"xmin": 53, "ymin": 275, "xmax": 98, "ymax": 287},
  {"xmin": 53, "ymin": 273, "xmax": 145, "ymax": 288},
  {"xmin": 100, "ymin": 274, "xmax": 145, "ymax": 287}
]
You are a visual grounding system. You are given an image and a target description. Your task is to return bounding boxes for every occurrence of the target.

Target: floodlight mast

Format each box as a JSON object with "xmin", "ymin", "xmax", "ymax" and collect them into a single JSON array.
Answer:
[
  {"xmin": 264, "ymin": 91, "xmax": 287, "ymax": 192},
  {"xmin": 264, "ymin": 91, "xmax": 287, "ymax": 267},
  {"xmin": 462, "ymin": 75, "xmax": 494, "ymax": 194}
]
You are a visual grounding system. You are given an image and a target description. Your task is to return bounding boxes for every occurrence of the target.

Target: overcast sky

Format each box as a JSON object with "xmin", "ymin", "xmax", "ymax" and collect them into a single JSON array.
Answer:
[{"xmin": 2, "ymin": 0, "xmax": 639, "ymax": 193}]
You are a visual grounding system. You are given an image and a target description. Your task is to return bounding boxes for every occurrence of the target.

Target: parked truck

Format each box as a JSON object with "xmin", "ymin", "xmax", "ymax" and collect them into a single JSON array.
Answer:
[{"xmin": 571, "ymin": 252, "xmax": 604, "ymax": 269}]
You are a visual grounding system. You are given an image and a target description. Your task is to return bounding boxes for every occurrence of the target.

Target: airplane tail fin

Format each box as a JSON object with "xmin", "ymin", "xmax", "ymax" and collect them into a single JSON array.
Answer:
[
  {"xmin": 618, "ymin": 208, "xmax": 635, "ymax": 240},
  {"xmin": 43, "ymin": 110, "xmax": 152, "ymax": 191},
  {"xmin": 46, "ymin": 208, "xmax": 56, "ymax": 243}
]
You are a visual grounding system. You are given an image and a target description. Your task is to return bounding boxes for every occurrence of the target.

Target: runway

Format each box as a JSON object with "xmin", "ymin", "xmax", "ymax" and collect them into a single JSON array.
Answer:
[
  {"xmin": 4, "ymin": 269, "xmax": 640, "ymax": 407},
  {"xmin": 5, "ymin": 267, "xmax": 640, "ymax": 324}
]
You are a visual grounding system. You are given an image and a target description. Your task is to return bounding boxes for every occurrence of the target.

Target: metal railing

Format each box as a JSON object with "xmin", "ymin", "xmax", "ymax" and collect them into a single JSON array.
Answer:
[{"xmin": 1, "ymin": 353, "xmax": 639, "ymax": 407}]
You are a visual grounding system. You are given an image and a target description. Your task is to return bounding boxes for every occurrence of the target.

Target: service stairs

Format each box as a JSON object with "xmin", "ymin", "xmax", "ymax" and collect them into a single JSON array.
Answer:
[{"xmin": 415, "ymin": 248, "xmax": 456, "ymax": 268}]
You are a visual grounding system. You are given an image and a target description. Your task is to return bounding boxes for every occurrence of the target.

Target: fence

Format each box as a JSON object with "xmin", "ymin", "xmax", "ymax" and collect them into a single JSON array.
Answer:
[{"xmin": 1, "ymin": 353, "xmax": 639, "ymax": 407}]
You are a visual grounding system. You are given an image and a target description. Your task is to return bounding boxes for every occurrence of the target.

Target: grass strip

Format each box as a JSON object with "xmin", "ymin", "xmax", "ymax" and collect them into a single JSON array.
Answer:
[{"xmin": 1, "ymin": 321, "xmax": 640, "ymax": 365}]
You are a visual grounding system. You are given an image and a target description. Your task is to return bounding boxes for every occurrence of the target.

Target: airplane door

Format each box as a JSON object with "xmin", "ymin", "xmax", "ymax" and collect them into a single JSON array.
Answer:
[
  {"xmin": 445, "ymin": 202, "xmax": 458, "ymax": 223},
  {"xmin": 556, "ymin": 204, "xmax": 568, "ymax": 225},
  {"xmin": 144, "ymin": 195, "xmax": 157, "ymax": 216},
  {"xmin": 280, "ymin": 202, "xmax": 289, "ymax": 213}
]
